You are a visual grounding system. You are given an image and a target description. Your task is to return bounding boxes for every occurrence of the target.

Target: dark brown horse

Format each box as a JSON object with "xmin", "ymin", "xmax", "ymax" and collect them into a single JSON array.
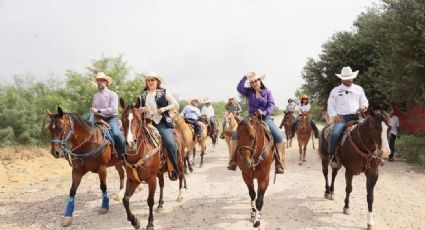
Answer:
[
  {"xmin": 200, "ymin": 114, "xmax": 220, "ymax": 147},
  {"xmin": 279, "ymin": 112, "xmax": 294, "ymax": 148},
  {"xmin": 235, "ymin": 114, "xmax": 275, "ymax": 230},
  {"xmin": 296, "ymin": 112, "xmax": 314, "ymax": 165},
  {"xmin": 120, "ymin": 98, "xmax": 186, "ymax": 230},
  {"xmin": 47, "ymin": 107, "xmax": 125, "ymax": 227},
  {"xmin": 319, "ymin": 110, "xmax": 390, "ymax": 230}
]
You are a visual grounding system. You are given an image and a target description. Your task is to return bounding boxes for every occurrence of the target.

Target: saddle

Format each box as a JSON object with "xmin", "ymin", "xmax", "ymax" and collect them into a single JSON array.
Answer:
[{"xmin": 184, "ymin": 118, "xmax": 200, "ymax": 141}]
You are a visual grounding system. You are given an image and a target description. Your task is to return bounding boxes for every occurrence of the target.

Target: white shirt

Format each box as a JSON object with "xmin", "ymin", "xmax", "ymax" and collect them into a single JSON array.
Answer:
[
  {"xmin": 144, "ymin": 90, "xmax": 179, "ymax": 124},
  {"xmin": 327, "ymin": 83, "xmax": 369, "ymax": 117},
  {"xmin": 181, "ymin": 104, "xmax": 201, "ymax": 120},
  {"xmin": 285, "ymin": 103, "xmax": 296, "ymax": 113},
  {"xmin": 390, "ymin": 115, "xmax": 400, "ymax": 135},
  {"xmin": 201, "ymin": 105, "xmax": 215, "ymax": 118},
  {"xmin": 299, "ymin": 103, "xmax": 310, "ymax": 113}
]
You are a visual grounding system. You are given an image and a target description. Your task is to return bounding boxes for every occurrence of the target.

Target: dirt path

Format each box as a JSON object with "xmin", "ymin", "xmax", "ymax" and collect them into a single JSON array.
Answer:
[{"xmin": 1, "ymin": 120, "xmax": 424, "ymax": 229}]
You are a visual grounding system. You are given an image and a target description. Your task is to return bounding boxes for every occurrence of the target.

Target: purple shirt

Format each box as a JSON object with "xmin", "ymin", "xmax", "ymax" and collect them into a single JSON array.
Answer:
[
  {"xmin": 92, "ymin": 88, "xmax": 118, "ymax": 117},
  {"xmin": 237, "ymin": 76, "xmax": 275, "ymax": 116}
]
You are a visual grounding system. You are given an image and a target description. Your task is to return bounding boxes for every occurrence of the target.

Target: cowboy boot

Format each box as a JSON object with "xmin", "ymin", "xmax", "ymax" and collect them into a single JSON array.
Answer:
[
  {"xmin": 275, "ymin": 143, "xmax": 285, "ymax": 174},
  {"xmin": 227, "ymin": 140, "xmax": 238, "ymax": 171}
]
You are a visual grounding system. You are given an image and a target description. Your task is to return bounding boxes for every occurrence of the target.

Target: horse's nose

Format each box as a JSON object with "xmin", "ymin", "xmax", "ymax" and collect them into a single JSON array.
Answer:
[{"xmin": 51, "ymin": 149, "xmax": 61, "ymax": 158}]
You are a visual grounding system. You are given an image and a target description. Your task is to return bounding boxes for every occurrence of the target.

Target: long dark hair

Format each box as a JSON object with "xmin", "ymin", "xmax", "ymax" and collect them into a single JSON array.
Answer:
[
  {"xmin": 301, "ymin": 98, "xmax": 309, "ymax": 105},
  {"xmin": 142, "ymin": 80, "xmax": 163, "ymax": 91}
]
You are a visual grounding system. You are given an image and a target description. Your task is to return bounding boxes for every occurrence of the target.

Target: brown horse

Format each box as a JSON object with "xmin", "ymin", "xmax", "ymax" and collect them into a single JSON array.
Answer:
[
  {"xmin": 120, "ymin": 99, "xmax": 186, "ymax": 229},
  {"xmin": 46, "ymin": 107, "xmax": 125, "ymax": 227},
  {"xmin": 223, "ymin": 111, "xmax": 239, "ymax": 162},
  {"xmin": 235, "ymin": 114, "xmax": 275, "ymax": 230},
  {"xmin": 173, "ymin": 114, "xmax": 208, "ymax": 168},
  {"xmin": 319, "ymin": 110, "xmax": 390, "ymax": 230},
  {"xmin": 200, "ymin": 114, "xmax": 220, "ymax": 147},
  {"xmin": 279, "ymin": 112, "xmax": 294, "ymax": 148},
  {"xmin": 296, "ymin": 112, "xmax": 314, "ymax": 165}
]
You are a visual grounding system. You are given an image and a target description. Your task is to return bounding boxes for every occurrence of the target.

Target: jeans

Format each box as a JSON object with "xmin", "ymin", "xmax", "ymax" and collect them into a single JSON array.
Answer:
[
  {"xmin": 154, "ymin": 120, "xmax": 179, "ymax": 172},
  {"xmin": 107, "ymin": 117, "xmax": 126, "ymax": 155},
  {"xmin": 231, "ymin": 116, "xmax": 285, "ymax": 143},
  {"xmin": 186, "ymin": 118, "xmax": 201, "ymax": 136},
  {"xmin": 329, "ymin": 114, "xmax": 359, "ymax": 158},
  {"xmin": 389, "ymin": 133, "xmax": 397, "ymax": 158},
  {"xmin": 209, "ymin": 117, "xmax": 216, "ymax": 130}
]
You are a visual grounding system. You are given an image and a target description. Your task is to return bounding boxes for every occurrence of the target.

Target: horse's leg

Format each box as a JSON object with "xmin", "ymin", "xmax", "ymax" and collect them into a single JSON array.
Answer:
[
  {"xmin": 329, "ymin": 167, "xmax": 339, "ymax": 200},
  {"xmin": 146, "ymin": 176, "xmax": 157, "ymax": 230},
  {"xmin": 365, "ymin": 169, "xmax": 379, "ymax": 230},
  {"xmin": 177, "ymin": 165, "xmax": 186, "ymax": 202},
  {"xmin": 343, "ymin": 170, "xmax": 354, "ymax": 214},
  {"xmin": 192, "ymin": 147, "xmax": 196, "ymax": 165},
  {"xmin": 298, "ymin": 139, "xmax": 303, "ymax": 165},
  {"xmin": 243, "ymin": 173, "xmax": 256, "ymax": 223},
  {"xmin": 123, "ymin": 180, "xmax": 141, "ymax": 229},
  {"xmin": 186, "ymin": 151, "xmax": 193, "ymax": 172},
  {"xmin": 114, "ymin": 162, "xmax": 126, "ymax": 201},
  {"xmin": 156, "ymin": 173, "xmax": 165, "ymax": 212},
  {"xmin": 62, "ymin": 169, "xmax": 86, "ymax": 227},
  {"xmin": 303, "ymin": 142, "xmax": 307, "ymax": 162},
  {"xmin": 98, "ymin": 166, "xmax": 110, "ymax": 214},
  {"xmin": 254, "ymin": 176, "xmax": 270, "ymax": 229},
  {"xmin": 200, "ymin": 142, "xmax": 206, "ymax": 168},
  {"xmin": 322, "ymin": 159, "xmax": 331, "ymax": 199}
]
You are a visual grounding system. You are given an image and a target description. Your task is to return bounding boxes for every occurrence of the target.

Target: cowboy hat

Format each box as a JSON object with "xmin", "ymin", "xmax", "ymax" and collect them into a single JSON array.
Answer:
[
  {"xmin": 144, "ymin": 70, "xmax": 163, "ymax": 83},
  {"xmin": 300, "ymin": 95, "xmax": 309, "ymax": 100},
  {"xmin": 187, "ymin": 98, "xmax": 199, "ymax": 104},
  {"xmin": 204, "ymin": 98, "xmax": 212, "ymax": 104},
  {"xmin": 336, "ymin": 66, "xmax": 359, "ymax": 80},
  {"xmin": 247, "ymin": 74, "xmax": 266, "ymax": 82},
  {"xmin": 94, "ymin": 72, "xmax": 113, "ymax": 85}
]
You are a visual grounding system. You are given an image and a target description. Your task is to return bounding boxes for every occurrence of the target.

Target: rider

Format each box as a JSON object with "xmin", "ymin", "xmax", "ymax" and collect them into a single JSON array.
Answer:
[
  {"xmin": 91, "ymin": 72, "xmax": 126, "ymax": 159},
  {"xmin": 290, "ymin": 95, "xmax": 319, "ymax": 138},
  {"xmin": 279, "ymin": 98, "xmax": 296, "ymax": 129},
  {"xmin": 220, "ymin": 97, "xmax": 242, "ymax": 139},
  {"xmin": 139, "ymin": 70, "xmax": 180, "ymax": 178},
  {"xmin": 227, "ymin": 72, "xmax": 286, "ymax": 174},
  {"xmin": 327, "ymin": 66, "xmax": 369, "ymax": 167},
  {"xmin": 181, "ymin": 99, "xmax": 202, "ymax": 138},
  {"xmin": 201, "ymin": 99, "xmax": 216, "ymax": 131}
]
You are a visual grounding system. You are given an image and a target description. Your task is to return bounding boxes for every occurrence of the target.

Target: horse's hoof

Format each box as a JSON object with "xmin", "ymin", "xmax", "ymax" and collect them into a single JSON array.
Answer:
[
  {"xmin": 343, "ymin": 207, "xmax": 350, "ymax": 215},
  {"xmin": 324, "ymin": 193, "xmax": 330, "ymax": 199},
  {"xmin": 367, "ymin": 224, "xmax": 375, "ymax": 230},
  {"xmin": 298, "ymin": 162, "xmax": 302, "ymax": 166},
  {"xmin": 156, "ymin": 206, "xmax": 163, "ymax": 213},
  {"xmin": 146, "ymin": 225, "xmax": 154, "ymax": 230},
  {"xmin": 303, "ymin": 159, "xmax": 306, "ymax": 162},
  {"xmin": 98, "ymin": 208, "xmax": 108, "ymax": 215},
  {"xmin": 189, "ymin": 167, "xmax": 193, "ymax": 173},
  {"xmin": 133, "ymin": 219, "xmax": 141, "ymax": 229},
  {"xmin": 330, "ymin": 193, "xmax": 335, "ymax": 200},
  {"xmin": 62, "ymin": 216, "xmax": 73, "ymax": 227}
]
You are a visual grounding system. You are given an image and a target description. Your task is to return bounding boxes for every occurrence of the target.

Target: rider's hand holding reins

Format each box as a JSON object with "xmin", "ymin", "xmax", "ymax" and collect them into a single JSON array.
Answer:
[{"xmin": 334, "ymin": 115, "xmax": 344, "ymax": 122}]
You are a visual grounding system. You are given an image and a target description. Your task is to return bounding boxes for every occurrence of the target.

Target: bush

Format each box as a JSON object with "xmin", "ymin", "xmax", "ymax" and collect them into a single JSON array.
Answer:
[{"xmin": 397, "ymin": 134, "xmax": 425, "ymax": 168}]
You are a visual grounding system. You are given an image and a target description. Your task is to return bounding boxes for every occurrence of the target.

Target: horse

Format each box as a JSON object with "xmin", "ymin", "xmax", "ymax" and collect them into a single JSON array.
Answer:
[
  {"xmin": 296, "ymin": 112, "xmax": 314, "ymax": 165},
  {"xmin": 120, "ymin": 98, "xmax": 186, "ymax": 230},
  {"xmin": 200, "ymin": 115, "xmax": 220, "ymax": 147},
  {"xmin": 279, "ymin": 111, "xmax": 294, "ymax": 148},
  {"xmin": 235, "ymin": 114, "xmax": 275, "ymax": 230},
  {"xmin": 319, "ymin": 110, "xmax": 391, "ymax": 230},
  {"xmin": 46, "ymin": 107, "xmax": 125, "ymax": 227},
  {"xmin": 173, "ymin": 114, "xmax": 208, "ymax": 169},
  {"xmin": 223, "ymin": 111, "xmax": 239, "ymax": 162}
]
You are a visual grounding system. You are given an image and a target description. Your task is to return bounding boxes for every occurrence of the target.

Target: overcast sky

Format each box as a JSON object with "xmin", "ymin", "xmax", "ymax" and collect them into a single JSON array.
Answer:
[{"xmin": 0, "ymin": 0, "xmax": 379, "ymax": 108}]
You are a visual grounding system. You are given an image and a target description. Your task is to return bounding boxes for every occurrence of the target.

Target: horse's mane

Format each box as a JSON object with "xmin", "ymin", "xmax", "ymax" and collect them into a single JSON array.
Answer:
[{"xmin": 64, "ymin": 113, "xmax": 93, "ymax": 131}]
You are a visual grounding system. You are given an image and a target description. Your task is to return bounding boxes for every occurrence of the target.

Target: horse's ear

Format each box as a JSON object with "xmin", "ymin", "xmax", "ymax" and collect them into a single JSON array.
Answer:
[
  {"xmin": 135, "ymin": 97, "xmax": 141, "ymax": 108},
  {"xmin": 57, "ymin": 106, "xmax": 64, "ymax": 117},
  {"xmin": 46, "ymin": 108, "xmax": 53, "ymax": 118},
  {"xmin": 119, "ymin": 97, "xmax": 126, "ymax": 109}
]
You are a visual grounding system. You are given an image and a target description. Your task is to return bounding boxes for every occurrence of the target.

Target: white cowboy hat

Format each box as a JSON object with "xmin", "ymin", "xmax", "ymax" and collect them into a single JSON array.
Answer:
[
  {"xmin": 144, "ymin": 70, "xmax": 163, "ymax": 83},
  {"xmin": 94, "ymin": 72, "xmax": 113, "ymax": 85},
  {"xmin": 204, "ymin": 98, "xmax": 212, "ymax": 104},
  {"xmin": 336, "ymin": 66, "xmax": 359, "ymax": 80}
]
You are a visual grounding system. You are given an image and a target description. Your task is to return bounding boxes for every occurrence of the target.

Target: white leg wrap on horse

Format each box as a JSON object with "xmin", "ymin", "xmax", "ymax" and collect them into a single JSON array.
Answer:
[
  {"xmin": 368, "ymin": 212, "xmax": 375, "ymax": 225},
  {"xmin": 255, "ymin": 210, "xmax": 261, "ymax": 223},
  {"xmin": 251, "ymin": 201, "xmax": 255, "ymax": 209}
]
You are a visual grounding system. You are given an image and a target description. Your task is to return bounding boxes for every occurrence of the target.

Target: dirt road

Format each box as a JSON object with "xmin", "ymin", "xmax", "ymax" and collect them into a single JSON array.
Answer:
[{"xmin": 1, "ymin": 122, "xmax": 424, "ymax": 229}]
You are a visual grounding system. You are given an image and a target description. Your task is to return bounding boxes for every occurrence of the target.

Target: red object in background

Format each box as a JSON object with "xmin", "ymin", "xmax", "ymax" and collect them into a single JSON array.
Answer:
[{"xmin": 392, "ymin": 103, "xmax": 425, "ymax": 135}]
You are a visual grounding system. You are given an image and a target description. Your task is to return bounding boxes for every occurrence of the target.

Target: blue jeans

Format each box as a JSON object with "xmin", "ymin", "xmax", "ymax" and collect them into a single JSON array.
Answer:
[
  {"xmin": 329, "ymin": 114, "xmax": 359, "ymax": 158},
  {"xmin": 231, "ymin": 116, "xmax": 285, "ymax": 143},
  {"xmin": 107, "ymin": 117, "xmax": 126, "ymax": 155},
  {"xmin": 154, "ymin": 120, "xmax": 179, "ymax": 172}
]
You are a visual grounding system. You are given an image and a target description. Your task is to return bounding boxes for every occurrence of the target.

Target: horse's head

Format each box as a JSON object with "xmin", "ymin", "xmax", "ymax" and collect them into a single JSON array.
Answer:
[
  {"xmin": 236, "ymin": 118, "xmax": 257, "ymax": 169},
  {"xmin": 120, "ymin": 97, "xmax": 144, "ymax": 151},
  {"xmin": 298, "ymin": 113, "xmax": 310, "ymax": 132},
  {"xmin": 369, "ymin": 110, "xmax": 391, "ymax": 157},
  {"xmin": 46, "ymin": 106, "xmax": 68, "ymax": 158}
]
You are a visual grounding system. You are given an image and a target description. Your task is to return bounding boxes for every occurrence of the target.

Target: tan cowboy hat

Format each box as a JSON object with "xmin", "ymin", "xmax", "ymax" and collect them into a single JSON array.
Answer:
[
  {"xmin": 144, "ymin": 70, "xmax": 163, "ymax": 83},
  {"xmin": 228, "ymin": 96, "xmax": 236, "ymax": 100},
  {"xmin": 94, "ymin": 72, "xmax": 113, "ymax": 85},
  {"xmin": 336, "ymin": 66, "xmax": 359, "ymax": 80},
  {"xmin": 300, "ymin": 95, "xmax": 309, "ymax": 100},
  {"xmin": 247, "ymin": 73, "xmax": 266, "ymax": 82},
  {"xmin": 187, "ymin": 98, "xmax": 199, "ymax": 104}
]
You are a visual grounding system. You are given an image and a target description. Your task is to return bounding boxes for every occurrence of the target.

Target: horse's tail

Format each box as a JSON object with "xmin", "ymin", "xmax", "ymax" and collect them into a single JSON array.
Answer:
[{"xmin": 318, "ymin": 124, "xmax": 330, "ymax": 160}]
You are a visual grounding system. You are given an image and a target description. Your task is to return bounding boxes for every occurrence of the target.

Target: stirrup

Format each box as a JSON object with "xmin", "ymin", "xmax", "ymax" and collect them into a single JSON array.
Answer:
[
  {"xmin": 275, "ymin": 164, "xmax": 284, "ymax": 174},
  {"xmin": 329, "ymin": 155, "xmax": 338, "ymax": 168},
  {"xmin": 168, "ymin": 171, "xmax": 179, "ymax": 181}
]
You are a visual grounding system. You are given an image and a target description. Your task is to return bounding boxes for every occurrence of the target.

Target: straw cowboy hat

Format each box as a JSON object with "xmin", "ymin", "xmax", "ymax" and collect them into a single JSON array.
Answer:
[
  {"xmin": 94, "ymin": 72, "xmax": 113, "ymax": 85},
  {"xmin": 336, "ymin": 66, "xmax": 359, "ymax": 80},
  {"xmin": 187, "ymin": 98, "xmax": 199, "ymax": 104},
  {"xmin": 247, "ymin": 73, "xmax": 266, "ymax": 82},
  {"xmin": 300, "ymin": 95, "xmax": 309, "ymax": 100},
  {"xmin": 144, "ymin": 70, "xmax": 163, "ymax": 83}
]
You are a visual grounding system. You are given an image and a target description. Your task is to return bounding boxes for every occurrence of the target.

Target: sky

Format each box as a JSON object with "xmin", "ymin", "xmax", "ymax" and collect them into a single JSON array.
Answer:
[{"xmin": 0, "ymin": 0, "xmax": 379, "ymax": 108}]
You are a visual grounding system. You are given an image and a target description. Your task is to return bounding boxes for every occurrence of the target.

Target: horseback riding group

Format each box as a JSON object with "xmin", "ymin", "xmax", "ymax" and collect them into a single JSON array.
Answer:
[{"xmin": 46, "ymin": 66, "xmax": 391, "ymax": 230}]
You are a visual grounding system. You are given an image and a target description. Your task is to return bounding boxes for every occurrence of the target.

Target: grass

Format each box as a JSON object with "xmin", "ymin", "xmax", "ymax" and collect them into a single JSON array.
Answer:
[
  {"xmin": 396, "ymin": 134, "xmax": 425, "ymax": 169},
  {"xmin": 0, "ymin": 146, "xmax": 49, "ymax": 161}
]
